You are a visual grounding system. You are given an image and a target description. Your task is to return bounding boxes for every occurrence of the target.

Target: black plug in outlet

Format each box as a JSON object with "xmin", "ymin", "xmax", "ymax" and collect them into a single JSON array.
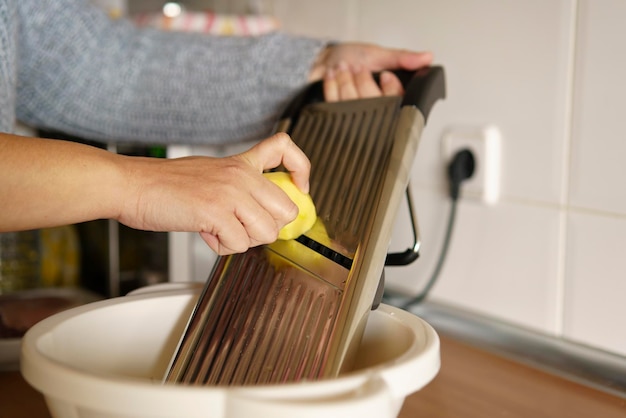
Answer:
[{"xmin": 448, "ymin": 148, "xmax": 475, "ymax": 200}]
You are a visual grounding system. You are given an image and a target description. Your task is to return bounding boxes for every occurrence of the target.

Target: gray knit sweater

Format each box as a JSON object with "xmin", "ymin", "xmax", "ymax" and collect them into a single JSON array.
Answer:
[{"xmin": 0, "ymin": 0, "xmax": 325, "ymax": 145}]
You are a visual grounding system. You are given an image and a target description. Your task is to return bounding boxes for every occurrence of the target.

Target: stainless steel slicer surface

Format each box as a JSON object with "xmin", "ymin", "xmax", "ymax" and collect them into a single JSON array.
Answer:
[{"xmin": 166, "ymin": 67, "xmax": 446, "ymax": 386}]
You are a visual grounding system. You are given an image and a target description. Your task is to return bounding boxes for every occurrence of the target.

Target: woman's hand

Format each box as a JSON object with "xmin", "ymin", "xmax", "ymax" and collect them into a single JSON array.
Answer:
[
  {"xmin": 312, "ymin": 42, "xmax": 432, "ymax": 102},
  {"xmin": 118, "ymin": 133, "xmax": 310, "ymax": 255},
  {"xmin": 310, "ymin": 42, "xmax": 433, "ymax": 82},
  {"xmin": 0, "ymin": 131, "xmax": 309, "ymax": 256},
  {"xmin": 323, "ymin": 62, "xmax": 405, "ymax": 102}
]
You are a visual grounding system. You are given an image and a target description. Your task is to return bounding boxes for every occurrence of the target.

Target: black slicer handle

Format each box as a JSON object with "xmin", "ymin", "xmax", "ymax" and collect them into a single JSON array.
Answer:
[
  {"xmin": 383, "ymin": 67, "xmax": 446, "ymax": 265},
  {"xmin": 280, "ymin": 66, "xmax": 446, "ymax": 123},
  {"xmin": 279, "ymin": 80, "xmax": 325, "ymax": 123},
  {"xmin": 399, "ymin": 65, "xmax": 446, "ymax": 121}
]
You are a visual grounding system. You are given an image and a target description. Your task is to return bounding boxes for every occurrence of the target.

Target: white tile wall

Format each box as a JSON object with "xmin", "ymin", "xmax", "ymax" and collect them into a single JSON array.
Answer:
[
  {"xmin": 564, "ymin": 212, "xmax": 626, "ymax": 355},
  {"xmin": 269, "ymin": 0, "xmax": 626, "ymax": 356},
  {"xmin": 569, "ymin": 0, "xmax": 626, "ymax": 215},
  {"xmin": 562, "ymin": 0, "xmax": 626, "ymax": 354},
  {"xmin": 388, "ymin": 187, "xmax": 563, "ymax": 333},
  {"xmin": 272, "ymin": 0, "xmax": 358, "ymax": 40}
]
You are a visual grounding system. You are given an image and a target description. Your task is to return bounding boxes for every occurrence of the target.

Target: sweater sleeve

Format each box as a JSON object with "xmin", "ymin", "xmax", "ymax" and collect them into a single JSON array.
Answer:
[{"xmin": 15, "ymin": 0, "xmax": 326, "ymax": 145}]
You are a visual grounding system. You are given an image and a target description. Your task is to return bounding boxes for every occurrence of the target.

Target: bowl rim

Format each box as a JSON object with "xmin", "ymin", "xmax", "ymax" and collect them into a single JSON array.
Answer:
[{"xmin": 20, "ymin": 288, "xmax": 440, "ymax": 413}]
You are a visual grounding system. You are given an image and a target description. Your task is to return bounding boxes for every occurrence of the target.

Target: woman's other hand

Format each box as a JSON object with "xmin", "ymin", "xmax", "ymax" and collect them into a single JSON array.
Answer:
[
  {"xmin": 309, "ymin": 42, "xmax": 433, "ymax": 83},
  {"xmin": 323, "ymin": 62, "xmax": 405, "ymax": 102}
]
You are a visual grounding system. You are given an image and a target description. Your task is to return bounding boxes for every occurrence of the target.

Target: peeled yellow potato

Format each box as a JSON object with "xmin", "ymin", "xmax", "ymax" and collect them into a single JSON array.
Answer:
[{"xmin": 264, "ymin": 171, "xmax": 317, "ymax": 240}]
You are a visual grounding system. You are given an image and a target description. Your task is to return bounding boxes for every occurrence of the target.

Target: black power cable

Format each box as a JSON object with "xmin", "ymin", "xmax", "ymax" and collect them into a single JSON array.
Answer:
[{"xmin": 387, "ymin": 148, "xmax": 475, "ymax": 310}]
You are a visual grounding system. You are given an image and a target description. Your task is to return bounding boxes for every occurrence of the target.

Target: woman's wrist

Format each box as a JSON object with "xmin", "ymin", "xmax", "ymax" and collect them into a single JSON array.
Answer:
[{"xmin": 308, "ymin": 44, "xmax": 333, "ymax": 82}]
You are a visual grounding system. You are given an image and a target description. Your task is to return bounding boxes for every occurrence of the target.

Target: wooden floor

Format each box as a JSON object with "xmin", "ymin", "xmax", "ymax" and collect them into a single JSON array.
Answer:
[{"xmin": 2, "ymin": 334, "xmax": 625, "ymax": 418}]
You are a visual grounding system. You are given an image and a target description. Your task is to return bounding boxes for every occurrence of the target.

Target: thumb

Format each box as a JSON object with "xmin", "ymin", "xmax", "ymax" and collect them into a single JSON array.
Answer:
[
  {"xmin": 369, "ymin": 48, "xmax": 433, "ymax": 71},
  {"xmin": 241, "ymin": 133, "xmax": 311, "ymax": 193}
]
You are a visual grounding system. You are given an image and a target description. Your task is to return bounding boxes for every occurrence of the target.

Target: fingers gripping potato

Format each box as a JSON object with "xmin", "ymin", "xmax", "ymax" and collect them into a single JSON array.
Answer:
[{"xmin": 264, "ymin": 171, "xmax": 317, "ymax": 240}]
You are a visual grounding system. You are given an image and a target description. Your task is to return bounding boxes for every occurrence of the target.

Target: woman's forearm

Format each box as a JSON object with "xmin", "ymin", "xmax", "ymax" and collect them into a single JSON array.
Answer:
[
  {"xmin": 0, "ymin": 132, "xmax": 311, "ymax": 255},
  {"xmin": 0, "ymin": 133, "xmax": 126, "ymax": 231},
  {"xmin": 15, "ymin": 0, "xmax": 325, "ymax": 145}
]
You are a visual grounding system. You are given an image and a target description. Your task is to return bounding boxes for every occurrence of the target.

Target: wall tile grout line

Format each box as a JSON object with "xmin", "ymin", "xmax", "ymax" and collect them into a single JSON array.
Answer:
[{"xmin": 555, "ymin": 0, "xmax": 581, "ymax": 338}]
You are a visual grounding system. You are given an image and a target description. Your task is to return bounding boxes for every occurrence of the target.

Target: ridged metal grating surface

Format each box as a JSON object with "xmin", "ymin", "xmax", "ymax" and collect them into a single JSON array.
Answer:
[{"xmin": 166, "ymin": 96, "xmax": 413, "ymax": 386}]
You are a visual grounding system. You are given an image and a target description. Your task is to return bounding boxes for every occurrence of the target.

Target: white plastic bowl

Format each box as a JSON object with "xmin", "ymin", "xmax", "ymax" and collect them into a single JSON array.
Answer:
[{"xmin": 21, "ymin": 286, "xmax": 439, "ymax": 418}]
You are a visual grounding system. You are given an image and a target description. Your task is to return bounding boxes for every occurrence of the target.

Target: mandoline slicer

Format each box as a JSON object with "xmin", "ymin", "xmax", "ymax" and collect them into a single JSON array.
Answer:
[{"xmin": 166, "ymin": 66, "xmax": 446, "ymax": 386}]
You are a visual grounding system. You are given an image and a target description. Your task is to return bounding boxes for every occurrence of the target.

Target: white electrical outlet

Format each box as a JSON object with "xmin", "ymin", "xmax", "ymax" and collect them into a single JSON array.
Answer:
[{"xmin": 442, "ymin": 125, "xmax": 501, "ymax": 204}]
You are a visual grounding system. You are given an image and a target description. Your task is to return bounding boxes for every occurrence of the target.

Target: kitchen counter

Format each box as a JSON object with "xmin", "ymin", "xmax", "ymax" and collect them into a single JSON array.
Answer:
[
  {"xmin": 2, "ymin": 332, "xmax": 625, "ymax": 418},
  {"xmin": 403, "ymin": 333, "xmax": 625, "ymax": 417}
]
